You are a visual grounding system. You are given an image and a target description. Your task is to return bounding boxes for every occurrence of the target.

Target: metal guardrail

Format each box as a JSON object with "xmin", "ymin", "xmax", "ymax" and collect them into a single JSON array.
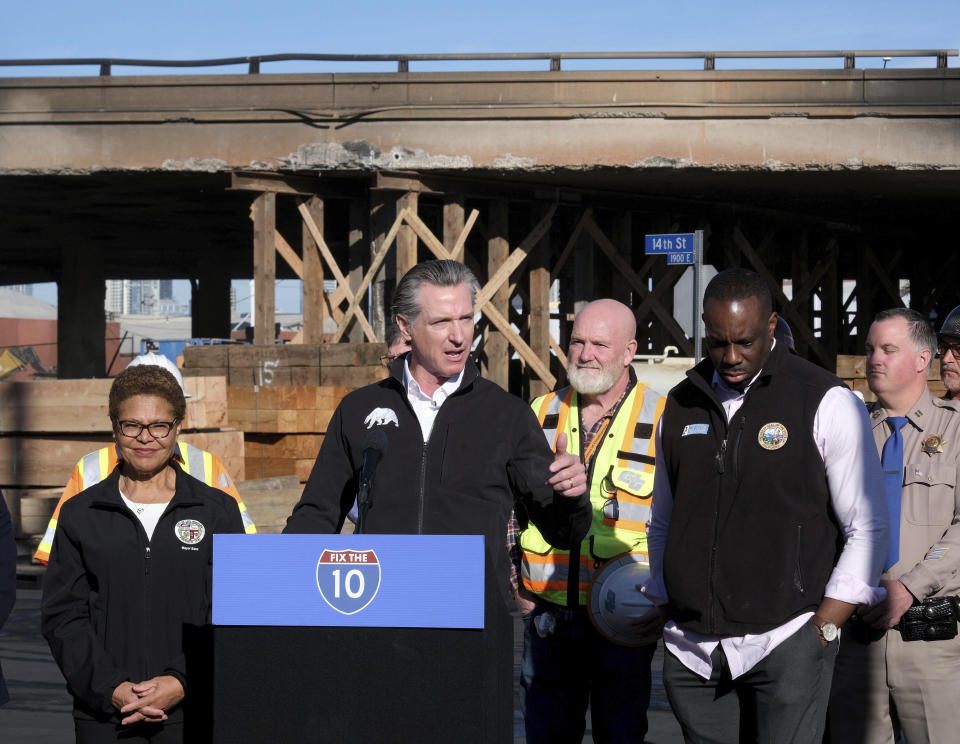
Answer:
[{"xmin": 0, "ymin": 49, "xmax": 955, "ymax": 76}]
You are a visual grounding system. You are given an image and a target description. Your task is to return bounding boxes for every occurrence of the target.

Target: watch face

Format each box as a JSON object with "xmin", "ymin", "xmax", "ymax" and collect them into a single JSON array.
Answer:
[{"xmin": 821, "ymin": 622, "xmax": 838, "ymax": 642}]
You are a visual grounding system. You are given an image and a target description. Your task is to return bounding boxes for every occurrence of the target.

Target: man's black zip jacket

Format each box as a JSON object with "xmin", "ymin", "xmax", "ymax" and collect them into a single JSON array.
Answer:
[
  {"xmin": 284, "ymin": 357, "xmax": 593, "ymax": 605},
  {"xmin": 41, "ymin": 463, "xmax": 245, "ymax": 721}
]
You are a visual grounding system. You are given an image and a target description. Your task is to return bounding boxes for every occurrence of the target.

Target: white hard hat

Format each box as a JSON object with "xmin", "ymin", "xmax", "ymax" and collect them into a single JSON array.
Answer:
[
  {"xmin": 127, "ymin": 352, "xmax": 192, "ymax": 397},
  {"xmin": 588, "ymin": 553, "xmax": 658, "ymax": 647}
]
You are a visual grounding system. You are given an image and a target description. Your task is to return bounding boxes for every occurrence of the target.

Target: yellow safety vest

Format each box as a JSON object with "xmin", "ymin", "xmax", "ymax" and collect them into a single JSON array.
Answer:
[{"xmin": 520, "ymin": 382, "xmax": 665, "ymax": 606}]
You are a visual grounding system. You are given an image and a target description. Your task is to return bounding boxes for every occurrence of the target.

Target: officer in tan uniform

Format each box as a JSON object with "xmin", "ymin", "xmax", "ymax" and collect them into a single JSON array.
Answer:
[
  {"xmin": 937, "ymin": 305, "xmax": 960, "ymax": 400},
  {"xmin": 828, "ymin": 307, "xmax": 960, "ymax": 743}
]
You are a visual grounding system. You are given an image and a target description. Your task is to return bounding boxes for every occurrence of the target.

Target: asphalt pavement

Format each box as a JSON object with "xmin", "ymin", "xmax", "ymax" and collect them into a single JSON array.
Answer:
[{"xmin": 0, "ymin": 585, "xmax": 682, "ymax": 743}]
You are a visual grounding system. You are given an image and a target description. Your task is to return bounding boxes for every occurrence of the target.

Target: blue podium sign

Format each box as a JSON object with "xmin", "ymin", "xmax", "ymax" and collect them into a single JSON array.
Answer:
[{"xmin": 213, "ymin": 533, "xmax": 484, "ymax": 629}]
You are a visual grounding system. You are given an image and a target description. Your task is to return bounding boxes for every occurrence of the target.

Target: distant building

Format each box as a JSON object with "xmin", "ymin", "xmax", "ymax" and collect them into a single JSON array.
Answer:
[{"xmin": 104, "ymin": 279, "xmax": 188, "ymax": 317}]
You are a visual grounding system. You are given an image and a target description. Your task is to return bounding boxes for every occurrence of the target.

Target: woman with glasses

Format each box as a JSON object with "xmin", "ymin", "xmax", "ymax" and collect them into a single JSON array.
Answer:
[{"xmin": 42, "ymin": 364, "xmax": 245, "ymax": 743}]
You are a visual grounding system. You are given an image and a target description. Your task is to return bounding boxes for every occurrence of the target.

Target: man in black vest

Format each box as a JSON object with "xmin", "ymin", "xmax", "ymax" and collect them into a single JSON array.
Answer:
[{"xmin": 643, "ymin": 268, "xmax": 887, "ymax": 743}]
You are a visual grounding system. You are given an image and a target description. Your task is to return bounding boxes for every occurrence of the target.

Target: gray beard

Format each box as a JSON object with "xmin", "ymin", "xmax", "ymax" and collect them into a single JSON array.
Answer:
[{"xmin": 567, "ymin": 364, "xmax": 619, "ymax": 395}]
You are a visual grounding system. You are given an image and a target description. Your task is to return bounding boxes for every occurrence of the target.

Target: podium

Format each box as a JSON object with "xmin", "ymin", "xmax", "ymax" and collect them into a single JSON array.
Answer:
[{"xmin": 209, "ymin": 534, "xmax": 513, "ymax": 743}]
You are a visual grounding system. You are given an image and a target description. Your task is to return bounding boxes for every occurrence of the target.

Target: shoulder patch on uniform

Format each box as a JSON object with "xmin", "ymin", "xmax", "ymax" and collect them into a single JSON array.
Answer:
[
  {"xmin": 363, "ymin": 407, "xmax": 399, "ymax": 429},
  {"xmin": 682, "ymin": 423, "xmax": 709, "ymax": 436}
]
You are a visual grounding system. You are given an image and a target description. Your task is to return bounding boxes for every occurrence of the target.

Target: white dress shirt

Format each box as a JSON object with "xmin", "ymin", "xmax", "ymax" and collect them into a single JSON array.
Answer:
[
  {"xmin": 645, "ymin": 361, "xmax": 888, "ymax": 680},
  {"xmin": 403, "ymin": 358, "xmax": 463, "ymax": 442}
]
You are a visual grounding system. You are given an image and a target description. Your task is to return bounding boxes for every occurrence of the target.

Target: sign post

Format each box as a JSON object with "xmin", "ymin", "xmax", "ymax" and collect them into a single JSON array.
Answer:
[{"xmin": 644, "ymin": 231, "xmax": 705, "ymax": 362}]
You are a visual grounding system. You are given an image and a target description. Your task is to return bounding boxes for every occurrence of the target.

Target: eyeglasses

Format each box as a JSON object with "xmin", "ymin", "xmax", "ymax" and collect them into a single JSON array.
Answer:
[
  {"xmin": 938, "ymin": 340, "xmax": 960, "ymax": 360},
  {"xmin": 115, "ymin": 419, "xmax": 178, "ymax": 439}
]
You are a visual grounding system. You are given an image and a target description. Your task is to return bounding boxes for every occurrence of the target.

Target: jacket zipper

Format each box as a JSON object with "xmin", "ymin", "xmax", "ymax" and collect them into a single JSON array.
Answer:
[
  {"xmin": 709, "ymin": 416, "xmax": 727, "ymax": 631},
  {"xmin": 416, "ymin": 444, "xmax": 427, "ymax": 535},
  {"xmin": 709, "ymin": 415, "xmax": 746, "ymax": 630}
]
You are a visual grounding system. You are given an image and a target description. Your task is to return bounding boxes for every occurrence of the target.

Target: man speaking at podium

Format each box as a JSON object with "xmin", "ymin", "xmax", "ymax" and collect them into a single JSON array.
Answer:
[{"xmin": 284, "ymin": 260, "xmax": 591, "ymax": 734}]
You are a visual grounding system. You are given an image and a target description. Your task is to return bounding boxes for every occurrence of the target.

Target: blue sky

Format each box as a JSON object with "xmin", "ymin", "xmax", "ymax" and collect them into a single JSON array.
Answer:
[{"xmin": 6, "ymin": 0, "xmax": 957, "ymax": 311}]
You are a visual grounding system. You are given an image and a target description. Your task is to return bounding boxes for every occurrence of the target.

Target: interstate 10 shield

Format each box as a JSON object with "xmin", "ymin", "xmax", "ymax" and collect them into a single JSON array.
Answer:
[{"xmin": 316, "ymin": 548, "xmax": 382, "ymax": 615}]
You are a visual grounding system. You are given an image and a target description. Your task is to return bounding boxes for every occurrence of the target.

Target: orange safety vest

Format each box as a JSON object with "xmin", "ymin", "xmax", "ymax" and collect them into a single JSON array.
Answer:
[{"xmin": 34, "ymin": 442, "xmax": 256, "ymax": 564}]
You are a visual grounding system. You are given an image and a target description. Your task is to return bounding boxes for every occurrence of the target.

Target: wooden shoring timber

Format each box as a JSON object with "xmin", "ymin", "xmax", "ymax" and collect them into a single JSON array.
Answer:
[
  {"xmin": 396, "ymin": 192, "xmax": 419, "ymax": 279},
  {"xmin": 331, "ymin": 208, "xmax": 408, "ymax": 343},
  {"xmin": 528, "ymin": 204, "xmax": 553, "ymax": 400},
  {"xmin": 485, "ymin": 201, "xmax": 510, "ymax": 389},
  {"xmin": 550, "ymin": 210, "xmax": 591, "ymax": 285},
  {"xmin": 791, "ymin": 237, "xmax": 836, "ymax": 307},
  {"xmin": 733, "ymin": 224, "xmax": 830, "ymax": 366},
  {"xmin": 298, "ymin": 198, "xmax": 378, "ymax": 343},
  {"xmin": 864, "ymin": 245, "xmax": 905, "ymax": 308},
  {"xmin": 474, "ymin": 205, "xmax": 557, "ymax": 311},
  {"xmin": 443, "ymin": 195, "xmax": 466, "ymax": 261},
  {"xmin": 273, "ymin": 230, "xmax": 304, "ymax": 279},
  {"xmin": 253, "ymin": 192, "xmax": 276, "ymax": 345},
  {"xmin": 582, "ymin": 212, "xmax": 694, "ymax": 356},
  {"xmin": 301, "ymin": 196, "xmax": 326, "ymax": 345},
  {"xmin": 402, "ymin": 209, "xmax": 557, "ymax": 389}
]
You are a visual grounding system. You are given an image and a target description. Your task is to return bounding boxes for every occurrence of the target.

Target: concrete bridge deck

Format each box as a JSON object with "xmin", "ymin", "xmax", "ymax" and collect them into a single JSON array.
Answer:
[
  {"xmin": 2, "ymin": 65, "xmax": 959, "ymax": 173},
  {"xmin": 1, "ymin": 56, "xmax": 958, "ymax": 379}
]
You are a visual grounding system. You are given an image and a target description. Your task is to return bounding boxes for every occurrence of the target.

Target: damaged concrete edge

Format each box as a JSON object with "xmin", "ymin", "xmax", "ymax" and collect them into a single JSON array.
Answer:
[
  {"xmin": 3, "ymin": 148, "xmax": 960, "ymax": 177},
  {"xmin": 280, "ymin": 141, "xmax": 473, "ymax": 170}
]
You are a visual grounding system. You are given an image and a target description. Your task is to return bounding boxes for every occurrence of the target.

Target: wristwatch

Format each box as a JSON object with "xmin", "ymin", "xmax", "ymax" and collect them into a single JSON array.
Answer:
[{"xmin": 812, "ymin": 615, "xmax": 838, "ymax": 644}]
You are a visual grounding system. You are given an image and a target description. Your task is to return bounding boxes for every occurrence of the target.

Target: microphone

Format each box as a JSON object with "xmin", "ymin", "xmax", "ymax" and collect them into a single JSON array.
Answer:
[{"xmin": 356, "ymin": 429, "xmax": 387, "ymax": 534}]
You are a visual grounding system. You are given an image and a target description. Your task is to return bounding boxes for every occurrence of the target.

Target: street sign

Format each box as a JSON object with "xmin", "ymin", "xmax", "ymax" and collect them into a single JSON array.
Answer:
[
  {"xmin": 644, "ymin": 233, "xmax": 695, "ymax": 255},
  {"xmin": 645, "ymin": 230, "xmax": 705, "ymax": 362}
]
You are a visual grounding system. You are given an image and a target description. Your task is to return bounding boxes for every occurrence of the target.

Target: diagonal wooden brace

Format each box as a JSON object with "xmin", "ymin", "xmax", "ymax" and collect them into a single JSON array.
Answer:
[{"xmin": 299, "ymin": 199, "xmax": 377, "ymax": 343}]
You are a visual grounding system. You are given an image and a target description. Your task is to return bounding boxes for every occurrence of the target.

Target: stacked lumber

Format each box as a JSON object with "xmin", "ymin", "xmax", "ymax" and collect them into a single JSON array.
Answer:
[
  {"xmin": 0, "ymin": 376, "xmax": 228, "ymax": 433},
  {"xmin": 184, "ymin": 342, "xmax": 388, "ymax": 486},
  {"xmin": 837, "ymin": 355, "xmax": 946, "ymax": 403},
  {"xmin": 228, "ymin": 386, "xmax": 350, "ymax": 482},
  {"xmin": 0, "ymin": 431, "xmax": 244, "ymax": 489},
  {"xmin": 183, "ymin": 343, "xmax": 388, "ymax": 388},
  {"xmin": 227, "ymin": 386, "xmax": 349, "ymax": 433},
  {"xmin": 244, "ymin": 434, "xmax": 324, "ymax": 483},
  {"xmin": 0, "ymin": 375, "xmax": 242, "ymax": 542}
]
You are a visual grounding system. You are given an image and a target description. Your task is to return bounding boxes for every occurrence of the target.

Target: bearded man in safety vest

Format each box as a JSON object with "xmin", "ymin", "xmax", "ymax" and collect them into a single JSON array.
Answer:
[{"xmin": 519, "ymin": 298, "xmax": 666, "ymax": 744}]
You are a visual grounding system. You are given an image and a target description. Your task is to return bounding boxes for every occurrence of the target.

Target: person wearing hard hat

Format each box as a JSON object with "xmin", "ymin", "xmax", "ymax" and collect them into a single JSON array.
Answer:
[
  {"xmin": 33, "ymin": 352, "xmax": 256, "ymax": 565},
  {"xmin": 937, "ymin": 305, "xmax": 960, "ymax": 400},
  {"xmin": 644, "ymin": 269, "xmax": 887, "ymax": 744},
  {"xmin": 519, "ymin": 298, "xmax": 667, "ymax": 744},
  {"xmin": 827, "ymin": 308, "xmax": 960, "ymax": 744}
]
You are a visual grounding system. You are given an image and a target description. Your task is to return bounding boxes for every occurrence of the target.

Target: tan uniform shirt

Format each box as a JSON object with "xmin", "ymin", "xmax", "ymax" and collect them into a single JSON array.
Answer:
[{"xmin": 869, "ymin": 387, "xmax": 960, "ymax": 599}]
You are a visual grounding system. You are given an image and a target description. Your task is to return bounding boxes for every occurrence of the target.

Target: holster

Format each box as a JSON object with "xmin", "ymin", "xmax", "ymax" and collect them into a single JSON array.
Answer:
[{"xmin": 897, "ymin": 596, "xmax": 960, "ymax": 642}]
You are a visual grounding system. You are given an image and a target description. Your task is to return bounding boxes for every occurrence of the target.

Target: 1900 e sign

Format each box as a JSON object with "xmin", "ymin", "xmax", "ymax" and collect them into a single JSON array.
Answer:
[{"xmin": 645, "ymin": 233, "xmax": 695, "ymax": 265}]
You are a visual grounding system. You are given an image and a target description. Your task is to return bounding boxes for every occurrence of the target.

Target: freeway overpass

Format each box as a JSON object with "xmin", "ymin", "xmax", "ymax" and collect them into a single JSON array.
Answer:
[{"xmin": 1, "ymin": 50, "xmax": 958, "ymax": 386}]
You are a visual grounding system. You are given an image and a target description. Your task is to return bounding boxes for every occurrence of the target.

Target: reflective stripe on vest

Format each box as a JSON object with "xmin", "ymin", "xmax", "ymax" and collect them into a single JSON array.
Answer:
[
  {"xmin": 602, "ymin": 388, "xmax": 665, "ymax": 531},
  {"xmin": 521, "ymin": 381, "xmax": 665, "ymax": 605},
  {"xmin": 81, "ymin": 449, "xmax": 108, "ymax": 491},
  {"xmin": 522, "ymin": 549, "xmax": 593, "ymax": 595},
  {"xmin": 178, "ymin": 441, "xmax": 207, "ymax": 481}
]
